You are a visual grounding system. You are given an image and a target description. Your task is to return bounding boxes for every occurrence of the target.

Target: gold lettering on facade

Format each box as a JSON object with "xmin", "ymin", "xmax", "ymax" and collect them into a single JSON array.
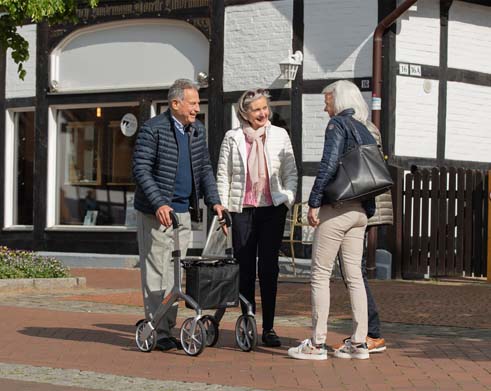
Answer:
[{"xmin": 76, "ymin": 0, "xmax": 208, "ymax": 19}]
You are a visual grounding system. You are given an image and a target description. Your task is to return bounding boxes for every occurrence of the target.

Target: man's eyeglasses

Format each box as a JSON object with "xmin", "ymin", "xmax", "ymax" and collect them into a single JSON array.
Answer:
[{"xmin": 245, "ymin": 88, "xmax": 270, "ymax": 98}]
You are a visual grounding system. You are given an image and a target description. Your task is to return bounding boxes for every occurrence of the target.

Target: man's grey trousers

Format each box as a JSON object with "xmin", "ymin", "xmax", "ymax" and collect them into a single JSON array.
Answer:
[{"xmin": 137, "ymin": 211, "xmax": 191, "ymax": 338}]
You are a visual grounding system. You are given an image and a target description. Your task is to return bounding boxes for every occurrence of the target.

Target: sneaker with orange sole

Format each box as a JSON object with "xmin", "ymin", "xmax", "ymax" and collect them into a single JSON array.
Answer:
[{"xmin": 332, "ymin": 336, "xmax": 386, "ymax": 353}]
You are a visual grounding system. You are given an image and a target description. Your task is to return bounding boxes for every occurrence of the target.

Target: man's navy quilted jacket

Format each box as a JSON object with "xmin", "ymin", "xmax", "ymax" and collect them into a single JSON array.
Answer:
[{"xmin": 132, "ymin": 109, "xmax": 220, "ymax": 218}]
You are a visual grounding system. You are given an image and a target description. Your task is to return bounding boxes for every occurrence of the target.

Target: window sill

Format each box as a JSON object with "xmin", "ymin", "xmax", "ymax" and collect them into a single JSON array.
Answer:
[
  {"xmin": 2, "ymin": 225, "xmax": 34, "ymax": 232},
  {"xmin": 45, "ymin": 225, "xmax": 137, "ymax": 232}
]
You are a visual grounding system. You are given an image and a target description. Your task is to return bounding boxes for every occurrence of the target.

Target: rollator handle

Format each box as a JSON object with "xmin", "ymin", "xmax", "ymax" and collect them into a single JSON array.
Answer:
[
  {"xmin": 217, "ymin": 209, "xmax": 232, "ymax": 229},
  {"xmin": 169, "ymin": 210, "xmax": 180, "ymax": 229}
]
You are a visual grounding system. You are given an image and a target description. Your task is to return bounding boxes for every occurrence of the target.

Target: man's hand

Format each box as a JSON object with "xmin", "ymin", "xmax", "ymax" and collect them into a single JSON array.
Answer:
[
  {"xmin": 213, "ymin": 204, "xmax": 228, "ymax": 236},
  {"xmin": 307, "ymin": 207, "xmax": 320, "ymax": 228},
  {"xmin": 155, "ymin": 205, "xmax": 174, "ymax": 227}
]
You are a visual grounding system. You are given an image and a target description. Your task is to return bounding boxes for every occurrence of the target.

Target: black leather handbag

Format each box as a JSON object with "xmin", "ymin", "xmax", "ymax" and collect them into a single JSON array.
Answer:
[{"xmin": 323, "ymin": 119, "xmax": 393, "ymax": 204}]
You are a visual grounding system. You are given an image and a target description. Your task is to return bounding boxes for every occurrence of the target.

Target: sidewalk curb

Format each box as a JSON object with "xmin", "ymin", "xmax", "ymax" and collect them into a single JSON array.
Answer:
[{"xmin": 0, "ymin": 277, "xmax": 86, "ymax": 292}]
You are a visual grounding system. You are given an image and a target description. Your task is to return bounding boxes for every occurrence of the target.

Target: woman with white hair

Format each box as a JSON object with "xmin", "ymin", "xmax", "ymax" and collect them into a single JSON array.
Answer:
[
  {"xmin": 216, "ymin": 88, "xmax": 297, "ymax": 347},
  {"xmin": 288, "ymin": 80, "xmax": 376, "ymax": 360}
]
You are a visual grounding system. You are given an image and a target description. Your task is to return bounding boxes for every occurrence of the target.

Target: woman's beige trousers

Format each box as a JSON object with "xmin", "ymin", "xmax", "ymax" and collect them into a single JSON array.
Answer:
[{"xmin": 311, "ymin": 201, "xmax": 368, "ymax": 345}]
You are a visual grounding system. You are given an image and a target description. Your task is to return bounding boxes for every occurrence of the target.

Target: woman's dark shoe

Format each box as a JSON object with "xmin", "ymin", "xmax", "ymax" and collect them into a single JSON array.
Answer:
[{"xmin": 262, "ymin": 329, "xmax": 281, "ymax": 347}]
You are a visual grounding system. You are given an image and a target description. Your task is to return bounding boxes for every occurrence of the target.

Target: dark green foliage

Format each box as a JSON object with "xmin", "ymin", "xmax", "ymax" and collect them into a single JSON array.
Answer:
[{"xmin": 0, "ymin": 0, "xmax": 98, "ymax": 79}]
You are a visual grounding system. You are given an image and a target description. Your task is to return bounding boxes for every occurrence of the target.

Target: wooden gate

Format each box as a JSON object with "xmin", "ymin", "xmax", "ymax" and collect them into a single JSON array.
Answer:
[{"xmin": 397, "ymin": 167, "xmax": 488, "ymax": 279}]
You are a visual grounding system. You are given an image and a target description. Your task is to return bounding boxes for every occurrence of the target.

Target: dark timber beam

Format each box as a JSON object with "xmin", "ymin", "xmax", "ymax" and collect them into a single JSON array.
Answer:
[{"xmin": 292, "ymin": 0, "xmax": 303, "ymax": 202}]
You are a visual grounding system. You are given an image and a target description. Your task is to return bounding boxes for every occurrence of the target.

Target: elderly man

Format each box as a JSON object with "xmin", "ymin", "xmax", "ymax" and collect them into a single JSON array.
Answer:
[{"xmin": 133, "ymin": 79, "xmax": 224, "ymax": 351}]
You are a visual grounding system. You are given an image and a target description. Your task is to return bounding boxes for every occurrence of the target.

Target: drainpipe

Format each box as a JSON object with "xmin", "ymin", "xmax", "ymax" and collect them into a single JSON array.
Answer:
[{"xmin": 367, "ymin": 0, "xmax": 418, "ymax": 279}]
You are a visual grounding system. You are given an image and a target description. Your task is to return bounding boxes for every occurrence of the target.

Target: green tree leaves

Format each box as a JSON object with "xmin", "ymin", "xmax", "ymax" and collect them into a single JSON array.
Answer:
[{"xmin": 0, "ymin": 0, "xmax": 98, "ymax": 79}]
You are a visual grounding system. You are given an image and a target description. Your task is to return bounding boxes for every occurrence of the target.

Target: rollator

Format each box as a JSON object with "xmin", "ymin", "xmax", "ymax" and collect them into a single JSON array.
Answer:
[{"xmin": 135, "ymin": 210, "xmax": 258, "ymax": 356}]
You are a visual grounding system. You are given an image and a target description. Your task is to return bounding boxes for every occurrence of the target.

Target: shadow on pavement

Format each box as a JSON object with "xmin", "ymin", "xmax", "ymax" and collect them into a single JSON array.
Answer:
[{"xmin": 18, "ymin": 326, "xmax": 133, "ymax": 348}]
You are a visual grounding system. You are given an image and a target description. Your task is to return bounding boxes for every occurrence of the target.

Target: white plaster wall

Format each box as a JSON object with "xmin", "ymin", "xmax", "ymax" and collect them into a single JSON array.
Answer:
[
  {"xmin": 5, "ymin": 24, "xmax": 37, "ymax": 98},
  {"xmin": 303, "ymin": 0, "xmax": 377, "ymax": 79},
  {"xmin": 302, "ymin": 176, "xmax": 315, "ymax": 203},
  {"xmin": 394, "ymin": 76, "xmax": 439, "ymax": 158},
  {"xmin": 52, "ymin": 20, "xmax": 208, "ymax": 93},
  {"xmin": 445, "ymin": 82, "xmax": 491, "ymax": 163},
  {"xmin": 223, "ymin": 0, "xmax": 293, "ymax": 91},
  {"xmin": 302, "ymin": 91, "xmax": 372, "ymax": 162},
  {"xmin": 448, "ymin": 1, "xmax": 491, "ymax": 74},
  {"xmin": 395, "ymin": 0, "xmax": 440, "ymax": 66},
  {"xmin": 302, "ymin": 94, "xmax": 329, "ymax": 162}
]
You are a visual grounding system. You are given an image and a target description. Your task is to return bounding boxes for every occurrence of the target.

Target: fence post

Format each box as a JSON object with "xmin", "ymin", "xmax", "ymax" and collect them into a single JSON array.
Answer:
[
  {"xmin": 487, "ymin": 171, "xmax": 491, "ymax": 282},
  {"xmin": 388, "ymin": 166, "xmax": 403, "ymax": 279}
]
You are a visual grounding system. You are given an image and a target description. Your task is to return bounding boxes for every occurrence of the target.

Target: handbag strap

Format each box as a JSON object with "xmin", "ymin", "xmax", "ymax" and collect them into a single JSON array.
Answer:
[{"xmin": 343, "ymin": 116, "xmax": 363, "ymax": 145}]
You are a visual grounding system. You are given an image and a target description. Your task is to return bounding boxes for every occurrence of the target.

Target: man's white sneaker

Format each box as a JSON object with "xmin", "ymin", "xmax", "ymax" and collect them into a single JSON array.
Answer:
[
  {"xmin": 334, "ymin": 339, "xmax": 369, "ymax": 360},
  {"xmin": 288, "ymin": 339, "xmax": 328, "ymax": 360}
]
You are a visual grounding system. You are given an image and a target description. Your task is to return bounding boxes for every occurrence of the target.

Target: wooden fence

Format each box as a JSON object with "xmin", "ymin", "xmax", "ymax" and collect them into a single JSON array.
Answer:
[{"xmin": 394, "ymin": 167, "xmax": 488, "ymax": 279}]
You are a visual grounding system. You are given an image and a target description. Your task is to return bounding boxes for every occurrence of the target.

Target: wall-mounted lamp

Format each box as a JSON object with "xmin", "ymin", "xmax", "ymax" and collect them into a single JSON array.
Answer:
[
  {"xmin": 197, "ymin": 71, "xmax": 209, "ymax": 88},
  {"xmin": 279, "ymin": 50, "xmax": 303, "ymax": 81},
  {"xmin": 96, "ymin": 107, "xmax": 102, "ymax": 118},
  {"xmin": 50, "ymin": 79, "xmax": 59, "ymax": 92}
]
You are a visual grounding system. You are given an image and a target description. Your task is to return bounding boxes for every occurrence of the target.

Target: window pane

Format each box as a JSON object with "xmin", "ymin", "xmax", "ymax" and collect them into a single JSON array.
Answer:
[
  {"xmin": 270, "ymin": 104, "xmax": 291, "ymax": 134},
  {"xmin": 56, "ymin": 106, "xmax": 138, "ymax": 226},
  {"xmin": 15, "ymin": 112, "xmax": 35, "ymax": 225}
]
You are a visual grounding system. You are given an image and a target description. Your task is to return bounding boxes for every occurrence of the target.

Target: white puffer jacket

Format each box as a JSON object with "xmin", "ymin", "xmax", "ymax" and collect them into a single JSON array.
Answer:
[{"xmin": 217, "ymin": 124, "xmax": 298, "ymax": 213}]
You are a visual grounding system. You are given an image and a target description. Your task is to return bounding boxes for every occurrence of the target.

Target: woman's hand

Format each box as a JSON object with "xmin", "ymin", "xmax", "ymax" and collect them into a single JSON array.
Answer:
[{"xmin": 307, "ymin": 207, "xmax": 320, "ymax": 227}]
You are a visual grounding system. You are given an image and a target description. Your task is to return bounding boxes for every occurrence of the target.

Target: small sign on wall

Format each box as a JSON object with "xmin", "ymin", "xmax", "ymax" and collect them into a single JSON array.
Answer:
[
  {"xmin": 120, "ymin": 113, "xmax": 138, "ymax": 137},
  {"xmin": 399, "ymin": 63, "xmax": 409, "ymax": 75},
  {"xmin": 399, "ymin": 63, "xmax": 422, "ymax": 77},
  {"xmin": 410, "ymin": 64, "xmax": 422, "ymax": 77}
]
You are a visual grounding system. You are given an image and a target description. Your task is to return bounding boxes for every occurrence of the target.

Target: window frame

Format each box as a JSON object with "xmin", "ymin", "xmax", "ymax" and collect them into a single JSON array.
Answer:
[
  {"xmin": 46, "ymin": 101, "xmax": 139, "ymax": 231},
  {"xmin": 3, "ymin": 107, "xmax": 35, "ymax": 231}
]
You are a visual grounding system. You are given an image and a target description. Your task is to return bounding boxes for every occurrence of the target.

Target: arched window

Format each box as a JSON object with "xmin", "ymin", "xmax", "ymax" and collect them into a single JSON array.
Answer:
[{"xmin": 50, "ymin": 19, "xmax": 209, "ymax": 93}]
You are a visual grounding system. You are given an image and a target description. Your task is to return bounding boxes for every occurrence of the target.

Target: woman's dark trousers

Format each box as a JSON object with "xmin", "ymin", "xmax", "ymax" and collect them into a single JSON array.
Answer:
[{"xmin": 232, "ymin": 205, "xmax": 287, "ymax": 331}]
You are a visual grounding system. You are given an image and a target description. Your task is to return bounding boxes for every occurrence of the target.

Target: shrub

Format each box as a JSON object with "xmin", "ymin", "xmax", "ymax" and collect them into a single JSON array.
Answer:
[{"xmin": 0, "ymin": 247, "xmax": 70, "ymax": 279}]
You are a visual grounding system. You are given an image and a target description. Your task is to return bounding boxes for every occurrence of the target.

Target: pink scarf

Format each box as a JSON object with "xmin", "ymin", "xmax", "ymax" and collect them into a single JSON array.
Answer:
[{"xmin": 243, "ymin": 121, "xmax": 270, "ymax": 197}]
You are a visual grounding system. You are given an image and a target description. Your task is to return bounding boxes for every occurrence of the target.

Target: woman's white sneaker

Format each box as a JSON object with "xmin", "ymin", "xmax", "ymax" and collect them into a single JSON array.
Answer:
[
  {"xmin": 288, "ymin": 339, "xmax": 328, "ymax": 360},
  {"xmin": 334, "ymin": 339, "xmax": 369, "ymax": 360}
]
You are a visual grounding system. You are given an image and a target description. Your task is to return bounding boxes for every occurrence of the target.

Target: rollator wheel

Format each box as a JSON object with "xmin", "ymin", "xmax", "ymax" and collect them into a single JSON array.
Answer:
[
  {"xmin": 235, "ymin": 315, "xmax": 257, "ymax": 352},
  {"xmin": 135, "ymin": 319, "xmax": 157, "ymax": 352},
  {"xmin": 201, "ymin": 315, "xmax": 220, "ymax": 347},
  {"xmin": 180, "ymin": 317, "xmax": 206, "ymax": 356}
]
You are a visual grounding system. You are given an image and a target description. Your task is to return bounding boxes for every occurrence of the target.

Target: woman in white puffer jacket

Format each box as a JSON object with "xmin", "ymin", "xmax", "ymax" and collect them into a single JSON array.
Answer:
[{"xmin": 216, "ymin": 88, "xmax": 297, "ymax": 347}]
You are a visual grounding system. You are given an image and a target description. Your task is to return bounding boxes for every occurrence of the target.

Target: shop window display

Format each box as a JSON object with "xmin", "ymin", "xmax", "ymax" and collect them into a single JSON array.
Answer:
[{"xmin": 56, "ymin": 105, "xmax": 138, "ymax": 226}]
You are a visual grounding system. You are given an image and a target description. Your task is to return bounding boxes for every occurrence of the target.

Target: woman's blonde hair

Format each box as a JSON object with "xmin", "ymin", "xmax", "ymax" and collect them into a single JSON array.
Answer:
[
  {"xmin": 322, "ymin": 80, "xmax": 368, "ymax": 124},
  {"xmin": 236, "ymin": 88, "xmax": 272, "ymax": 124}
]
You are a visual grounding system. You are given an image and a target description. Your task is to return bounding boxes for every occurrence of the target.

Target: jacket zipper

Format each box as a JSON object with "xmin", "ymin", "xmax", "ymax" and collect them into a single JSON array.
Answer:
[{"xmin": 188, "ymin": 128, "xmax": 199, "ymax": 222}]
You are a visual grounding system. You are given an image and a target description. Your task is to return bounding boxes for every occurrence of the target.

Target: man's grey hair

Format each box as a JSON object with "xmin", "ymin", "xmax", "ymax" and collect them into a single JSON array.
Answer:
[
  {"xmin": 322, "ymin": 80, "xmax": 369, "ymax": 124},
  {"xmin": 168, "ymin": 78, "xmax": 200, "ymax": 102}
]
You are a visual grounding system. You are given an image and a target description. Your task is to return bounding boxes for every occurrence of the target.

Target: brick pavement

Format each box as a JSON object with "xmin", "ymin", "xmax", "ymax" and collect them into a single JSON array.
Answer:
[{"xmin": 0, "ymin": 268, "xmax": 490, "ymax": 391}]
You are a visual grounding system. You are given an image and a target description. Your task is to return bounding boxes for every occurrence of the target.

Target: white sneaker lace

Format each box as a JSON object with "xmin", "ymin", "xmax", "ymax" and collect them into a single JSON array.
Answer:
[{"xmin": 297, "ymin": 339, "xmax": 313, "ymax": 351}]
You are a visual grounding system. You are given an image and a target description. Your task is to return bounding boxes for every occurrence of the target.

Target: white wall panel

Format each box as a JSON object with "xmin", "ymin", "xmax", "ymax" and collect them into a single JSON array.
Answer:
[
  {"xmin": 395, "ymin": 76, "xmax": 439, "ymax": 158},
  {"xmin": 303, "ymin": 0, "xmax": 377, "ymax": 79},
  {"xmin": 445, "ymin": 82, "xmax": 491, "ymax": 163},
  {"xmin": 302, "ymin": 176, "xmax": 315, "ymax": 203},
  {"xmin": 5, "ymin": 25, "xmax": 37, "ymax": 98},
  {"xmin": 396, "ymin": 0, "xmax": 440, "ymax": 66},
  {"xmin": 223, "ymin": 1, "xmax": 293, "ymax": 91},
  {"xmin": 448, "ymin": 1, "xmax": 491, "ymax": 73},
  {"xmin": 302, "ymin": 94, "xmax": 329, "ymax": 162}
]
